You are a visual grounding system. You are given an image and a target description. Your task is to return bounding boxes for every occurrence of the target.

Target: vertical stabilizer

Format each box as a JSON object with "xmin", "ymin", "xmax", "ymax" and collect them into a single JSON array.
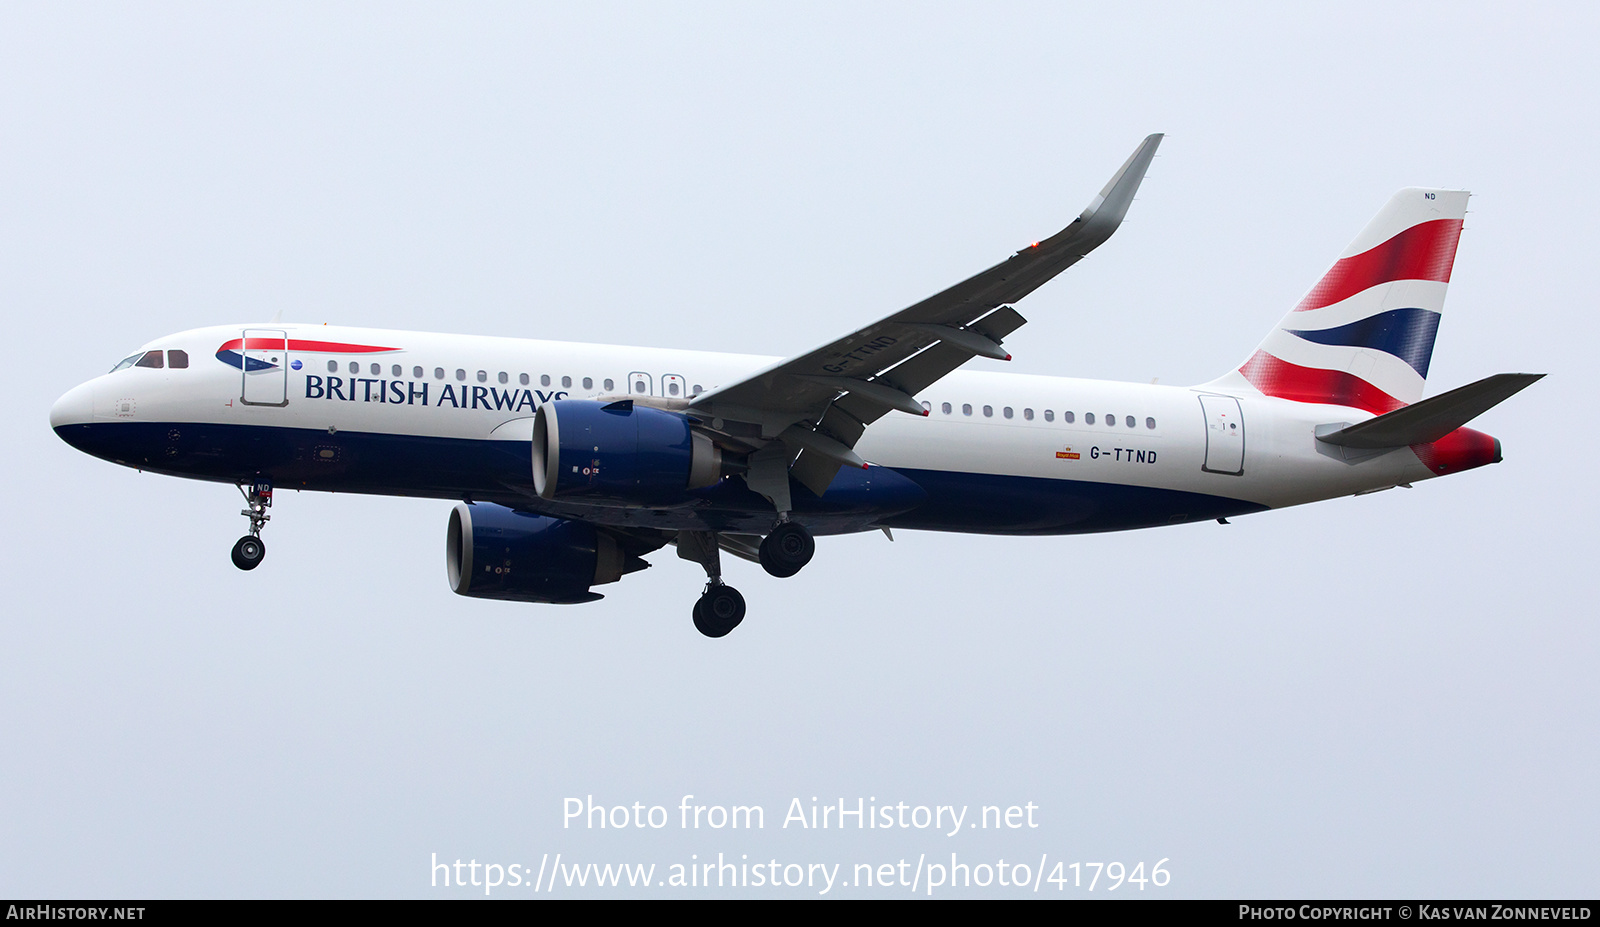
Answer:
[{"xmin": 1205, "ymin": 188, "xmax": 1468, "ymax": 413}]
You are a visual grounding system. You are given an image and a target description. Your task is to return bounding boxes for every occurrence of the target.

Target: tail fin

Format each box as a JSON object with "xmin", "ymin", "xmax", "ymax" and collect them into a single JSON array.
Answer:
[{"xmin": 1206, "ymin": 188, "xmax": 1468, "ymax": 413}]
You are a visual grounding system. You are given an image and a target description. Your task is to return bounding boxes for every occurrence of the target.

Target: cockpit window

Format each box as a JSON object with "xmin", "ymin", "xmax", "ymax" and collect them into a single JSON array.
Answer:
[
  {"xmin": 167, "ymin": 350, "xmax": 189, "ymax": 369},
  {"xmin": 135, "ymin": 350, "xmax": 164, "ymax": 369},
  {"xmin": 110, "ymin": 353, "xmax": 143, "ymax": 372}
]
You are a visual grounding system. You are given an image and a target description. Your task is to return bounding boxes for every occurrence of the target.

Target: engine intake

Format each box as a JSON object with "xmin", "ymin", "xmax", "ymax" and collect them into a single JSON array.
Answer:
[{"xmin": 531, "ymin": 399, "xmax": 722, "ymax": 505}]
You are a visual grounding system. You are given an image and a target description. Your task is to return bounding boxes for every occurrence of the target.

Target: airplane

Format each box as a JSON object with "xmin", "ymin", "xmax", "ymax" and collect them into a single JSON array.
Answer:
[{"xmin": 49, "ymin": 134, "xmax": 1542, "ymax": 637}]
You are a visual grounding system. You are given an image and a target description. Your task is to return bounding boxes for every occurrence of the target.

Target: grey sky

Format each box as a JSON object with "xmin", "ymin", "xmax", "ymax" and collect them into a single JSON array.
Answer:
[{"xmin": 1, "ymin": 3, "xmax": 1594, "ymax": 898}]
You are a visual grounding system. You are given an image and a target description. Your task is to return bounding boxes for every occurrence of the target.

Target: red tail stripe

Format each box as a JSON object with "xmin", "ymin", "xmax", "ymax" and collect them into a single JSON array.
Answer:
[
  {"xmin": 1294, "ymin": 218, "xmax": 1463, "ymax": 312},
  {"xmin": 217, "ymin": 338, "xmax": 400, "ymax": 353},
  {"xmin": 1238, "ymin": 350, "xmax": 1406, "ymax": 415}
]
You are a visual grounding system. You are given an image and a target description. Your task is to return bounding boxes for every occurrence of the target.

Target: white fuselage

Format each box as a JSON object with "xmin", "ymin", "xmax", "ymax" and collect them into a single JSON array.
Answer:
[{"xmin": 51, "ymin": 323, "xmax": 1447, "ymax": 538}]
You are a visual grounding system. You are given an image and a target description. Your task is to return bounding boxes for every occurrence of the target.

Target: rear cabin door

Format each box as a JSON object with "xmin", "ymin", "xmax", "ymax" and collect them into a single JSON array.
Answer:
[
  {"xmin": 1199, "ymin": 395, "xmax": 1244, "ymax": 475},
  {"xmin": 241, "ymin": 329, "xmax": 289, "ymax": 406}
]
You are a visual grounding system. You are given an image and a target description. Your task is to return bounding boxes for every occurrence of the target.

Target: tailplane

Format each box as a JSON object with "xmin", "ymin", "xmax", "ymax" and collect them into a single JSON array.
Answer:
[{"xmin": 1206, "ymin": 188, "xmax": 1468, "ymax": 413}]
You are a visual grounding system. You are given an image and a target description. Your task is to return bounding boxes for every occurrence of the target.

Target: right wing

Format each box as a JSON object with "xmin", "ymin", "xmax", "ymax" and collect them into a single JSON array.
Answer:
[{"xmin": 689, "ymin": 133, "xmax": 1164, "ymax": 497}]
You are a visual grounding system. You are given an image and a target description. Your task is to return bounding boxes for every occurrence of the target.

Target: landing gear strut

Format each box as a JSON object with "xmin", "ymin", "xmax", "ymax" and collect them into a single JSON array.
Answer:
[
  {"xmin": 677, "ymin": 530, "xmax": 747, "ymax": 638},
  {"xmin": 232, "ymin": 481, "xmax": 272, "ymax": 571},
  {"xmin": 759, "ymin": 521, "xmax": 814, "ymax": 578}
]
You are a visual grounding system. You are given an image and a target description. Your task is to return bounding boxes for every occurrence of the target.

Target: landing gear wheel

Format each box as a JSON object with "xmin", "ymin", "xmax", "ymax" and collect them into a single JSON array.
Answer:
[
  {"xmin": 693, "ymin": 584, "xmax": 746, "ymax": 638},
  {"xmin": 231, "ymin": 535, "xmax": 266, "ymax": 571},
  {"xmin": 759, "ymin": 522, "xmax": 814, "ymax": 578}
]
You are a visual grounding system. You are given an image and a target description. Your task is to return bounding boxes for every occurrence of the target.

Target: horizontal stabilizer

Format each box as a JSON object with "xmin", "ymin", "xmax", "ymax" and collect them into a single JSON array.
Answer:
[{"xmin": 1315, "ymin": 373, "xmax": 1544, "ymax": 449}]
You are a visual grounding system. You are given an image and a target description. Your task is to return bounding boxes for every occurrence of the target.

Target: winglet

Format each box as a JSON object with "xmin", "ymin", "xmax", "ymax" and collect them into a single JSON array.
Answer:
[{"xmin": 1074, "ymin": 133, "xmax": 1163, "ymax": 243}]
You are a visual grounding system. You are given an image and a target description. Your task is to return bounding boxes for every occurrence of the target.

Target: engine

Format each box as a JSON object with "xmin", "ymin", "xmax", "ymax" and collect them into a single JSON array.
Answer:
[
  {"xmin": 531, "ymin": 399, "xmax": 723, "ymax": 505},
  {"xmin": 445, "ymin": 502, "xmax": 645, "ymax": 604}
]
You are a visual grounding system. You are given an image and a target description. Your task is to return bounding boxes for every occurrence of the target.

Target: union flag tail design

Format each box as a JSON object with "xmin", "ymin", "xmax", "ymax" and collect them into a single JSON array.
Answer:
[{"xmin": 1208, "ymin": 188, "xmax": 1468, "ymax": 413}]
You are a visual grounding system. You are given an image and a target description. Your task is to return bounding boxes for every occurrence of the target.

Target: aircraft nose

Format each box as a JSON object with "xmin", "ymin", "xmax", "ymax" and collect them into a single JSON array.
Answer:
[{"xmin": 50, "ymin": 381, "xmax": 95, "ymax": 431}]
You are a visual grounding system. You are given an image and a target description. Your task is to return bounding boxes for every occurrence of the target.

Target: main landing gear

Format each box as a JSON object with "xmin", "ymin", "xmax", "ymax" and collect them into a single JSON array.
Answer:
[
  {"xmin": 232, "ymin": 481, "xmax": 272, "ymax": 571},
  {"xmin": 693, "ymin": 583, "xmax": 746, "ymax": 639},
  {"xmin": 677, "ymin": 521, "xmax": 816, "ymax": 637},
  {"xmin": 676, "ymin": 530, "xmax": 748, "ymax": 638},
  {"xmin": 758, "ymin": 521, "xmax": 814, "ymax": 578}
]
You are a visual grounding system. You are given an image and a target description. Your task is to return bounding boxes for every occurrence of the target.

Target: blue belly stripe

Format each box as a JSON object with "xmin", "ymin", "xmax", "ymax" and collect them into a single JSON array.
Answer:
[{"xmin": 53, "ymin": 420, "xmax": 1267, "ymax": 536}]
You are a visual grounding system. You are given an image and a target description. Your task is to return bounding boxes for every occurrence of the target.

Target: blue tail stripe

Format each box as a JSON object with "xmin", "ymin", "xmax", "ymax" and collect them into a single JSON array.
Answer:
[{"xmin": 1287, "ymin": 307, "xmax": 1442, "ymax": 378}]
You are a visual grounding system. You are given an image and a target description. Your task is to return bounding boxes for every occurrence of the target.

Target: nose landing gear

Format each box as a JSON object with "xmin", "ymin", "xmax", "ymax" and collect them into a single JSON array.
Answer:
[
  {"xmin": 231, "ymin": 535, "xmax": 266, "ymax": 571},
  {"xmin": 232, "ymin": 481, "xmax": 272, "ymax": 571}
]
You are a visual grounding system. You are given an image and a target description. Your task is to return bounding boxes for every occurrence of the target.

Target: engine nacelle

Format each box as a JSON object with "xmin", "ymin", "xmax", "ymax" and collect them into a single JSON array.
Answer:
[
  {"xmin": 446, "ymin": 502, "xmax": 637, "ymax": 604},
  {"xmin": 531, "ymin": 399, "xmax": 722, "ymax": 505}
]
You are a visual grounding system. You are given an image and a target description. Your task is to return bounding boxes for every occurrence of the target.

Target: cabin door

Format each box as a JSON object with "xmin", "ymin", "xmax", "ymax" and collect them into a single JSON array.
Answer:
[{"xmin": 240, "ymin": 329, "xmax": 289, "ymax": 407}]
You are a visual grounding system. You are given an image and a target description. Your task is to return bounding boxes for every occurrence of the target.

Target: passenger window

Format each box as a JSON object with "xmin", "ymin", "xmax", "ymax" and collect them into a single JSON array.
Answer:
[
  {"xmin": 413, "ymin": 366, "xmax": 423, "ymax": 378},
  {"xmin": 982, "ymin": 405, "xmax": 993, "ymax": 417},
  {"xmin": 921, "ymin": 400, "xmax": 931, "ymax": 413},
  {"xmin": 962, "ymin": 404, "xmax": 972, "ymax": 416},
  {"xmin": 434, "ymin": 368, "xmax": 445, "ymax": 380},
  {"xmin": 585, "ymin": 378, "xmax": 595, "ymax": 390},
  {"xmin": 1084, "ymin": 412, "xmax": 1094, "ymax": 424},
  {"xmin": 1044, "ymin": 409, "xmax": 1054, "ymax": 422},
  {"xmin": 1023, "ymin": 408, "xmax": 1033, "ymax": 420},
  {"xmin": 370, "ymin": 363, "xmax": 381, "ymax": 375},
  {"xmin": 604, "ymin": 378, "xmax": 615, "ymax": 391},
  {"xmin": 1126, "ymin": 415, "xmax": 1136, "ymax": 428},
  {"xmin": 1146, "ymin": 417, "xmax": 1157, "ymax": 429},
  {"xmin": 455, "ymin": 369, "xmax": 466, "ymax": 381},
  {"xmin": 689, "ymin": 383, "xmax": 699, "ymax": 395},
  {"xmin": 135, "ymin": 351, "xmax": 164, "ymax": 369},
  {"xmin": 476, "ymin": 370, "xmax": 487, "ymax": 382},
  {"xmin": 1107, "ymin": 414, "xmax": 1116, "ymax": 427},
  {"xmin": 1003, "ymin": 407, "xmax": 1013, "ymax": 419},
  {"xmin": 391, "ymin": 365, "xmax": 401, "ymax": 377},
  {"xmin": 349, "ymin": 362, "xmax": 360, "ymax": 374},
  {"xmin": 498, "ymin": 372, "xmax": 508, "ymax": 384},
  {"xmin": 167, "ymin": 350, "xmax": 189, "ymax": 369},
  {"xmin": 942, "ymin": 402, "xmax": 952, "ymax": 414},
  {"xmin": 541, "ymin": 375, "xmax": 551, "ymax": 387},
  {"xmin": 562, "ymin": 376, "xmax": 572, "ymax": 388}
]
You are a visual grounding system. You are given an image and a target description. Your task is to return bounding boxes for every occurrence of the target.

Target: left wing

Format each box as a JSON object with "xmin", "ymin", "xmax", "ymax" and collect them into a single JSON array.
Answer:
[{"xmin": 689, "ymin": 133, "xmax": 1163, "ymax": 500}]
